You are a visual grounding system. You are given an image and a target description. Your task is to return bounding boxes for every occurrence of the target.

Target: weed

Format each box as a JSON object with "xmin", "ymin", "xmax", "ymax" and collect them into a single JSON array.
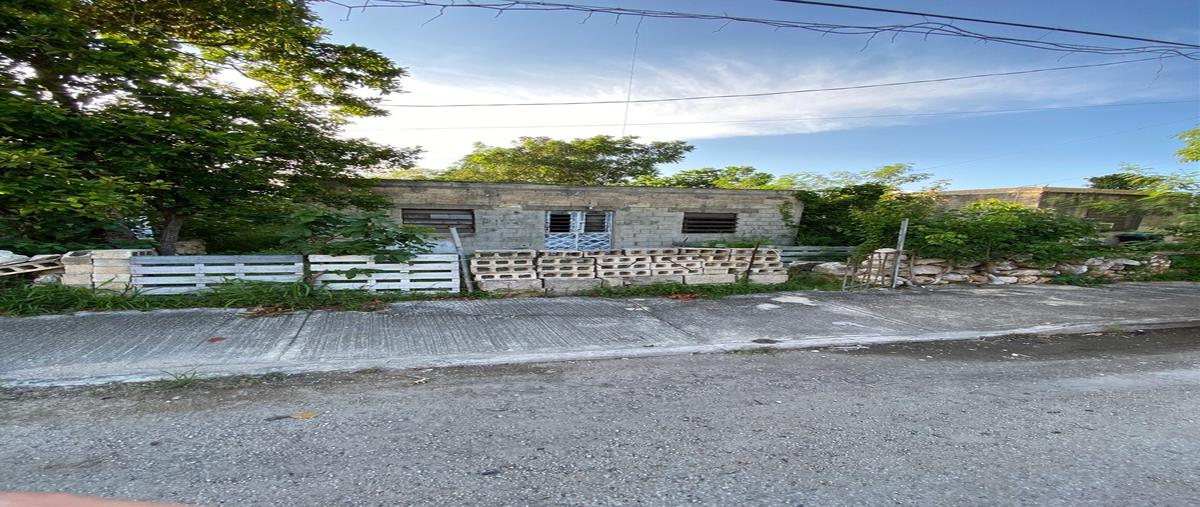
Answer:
[
  {"xmin": 581, "ymin": 274, "xmax": 841, "ymax": 299},
  {"xmin": 146, "ymin": 370, "xmax": 200, "ymax": 390},
  {"xmin": 1049, "ymin": 273, "xmax": 1114, "ymax": 287}
]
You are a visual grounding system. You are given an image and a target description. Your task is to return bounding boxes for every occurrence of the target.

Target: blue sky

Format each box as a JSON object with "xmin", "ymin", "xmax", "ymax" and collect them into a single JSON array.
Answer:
[{"xmin": 312, "ymin": 0, "xmax": 1200, "ymax": 189}]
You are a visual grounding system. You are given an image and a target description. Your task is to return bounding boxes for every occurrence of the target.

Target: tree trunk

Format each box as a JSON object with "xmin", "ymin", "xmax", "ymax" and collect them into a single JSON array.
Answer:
[{"xmin": 158, "ymin": 213, "xmax": 186, "ymax": 256}]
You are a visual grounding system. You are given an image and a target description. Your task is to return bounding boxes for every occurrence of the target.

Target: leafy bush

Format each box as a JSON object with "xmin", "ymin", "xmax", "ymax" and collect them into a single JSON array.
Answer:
[
  {"xmin": 850, "ymin": 191, "xmax": 940, "ymax": 253},
  {"xmin": 275, "ymin": 207, "xmax": 432, "ymax": 262},
  {"xmin": 904, "ymin": 200, "xmax": 1097, "ymax": 263},
  {"xmin": 793, "ymin": 183, "xmax": 889, "ymax": 246}
]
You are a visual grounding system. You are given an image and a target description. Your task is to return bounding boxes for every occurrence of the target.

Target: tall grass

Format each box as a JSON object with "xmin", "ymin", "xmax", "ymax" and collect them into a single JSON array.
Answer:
[{"xmin": 0, "ymin": 281, "xmax": 490, "ymax": 317}]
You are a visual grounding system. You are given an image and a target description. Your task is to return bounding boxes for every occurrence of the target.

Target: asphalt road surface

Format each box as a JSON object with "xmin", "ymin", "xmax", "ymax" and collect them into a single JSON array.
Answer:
[{"xmin": 3, "ymin": 327, "xmax": 1199, "ymax": 506}]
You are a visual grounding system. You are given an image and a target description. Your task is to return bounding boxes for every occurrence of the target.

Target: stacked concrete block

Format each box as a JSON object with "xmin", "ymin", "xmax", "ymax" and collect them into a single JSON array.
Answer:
[
  {"xmin": 90, "ymin": 249, "xmax": 154, "ymax": 291},
  {"xmin": 536, "ymin": 253, "xmax": 596, "ymax": 279},
  {"xmin": 59, "ymin": 250, "xmax": 94, "ymax": 288},
  {"xmin": 471, "ymin": 250, "xmax": 542, "ymax": 292},
  {"xmin": 650, "ymin": 254, "xmax": 704, "ymax": 275},
  {"xmin": 580, "ymin": 249, "xmax": 624, "ymax": 257},
  {"xmin": 594, "ymin": 254, "xmax": 652, "ymax": 278},
  {"xmin": 623, "ymin": 248, "xmax": 679, "ymax": 256}
]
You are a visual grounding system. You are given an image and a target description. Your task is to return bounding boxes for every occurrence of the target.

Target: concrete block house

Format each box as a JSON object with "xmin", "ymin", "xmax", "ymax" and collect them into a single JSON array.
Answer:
[{"xmin": 373, "ymin": 180, "xmax": 802, "ymax": 253}]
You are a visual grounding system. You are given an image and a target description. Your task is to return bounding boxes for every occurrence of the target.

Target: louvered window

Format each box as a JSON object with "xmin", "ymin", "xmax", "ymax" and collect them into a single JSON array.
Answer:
[
  {"xmin": 401, "ymin": 209, "xmax": 475, "ymax": 233},
  {"xmin": 681, "ymin": 213, "xmax": 737, "ymax": 233}
]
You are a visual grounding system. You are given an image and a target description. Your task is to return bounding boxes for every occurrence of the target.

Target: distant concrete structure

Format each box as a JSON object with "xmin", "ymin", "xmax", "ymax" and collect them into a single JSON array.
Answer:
[
  {"xmin": 938, "ymin": 186, "xmax": 1168, "ymax": 232},
  {"xmin": 373, "ymin": 180, "xmax": 801, "ymax": 253}
]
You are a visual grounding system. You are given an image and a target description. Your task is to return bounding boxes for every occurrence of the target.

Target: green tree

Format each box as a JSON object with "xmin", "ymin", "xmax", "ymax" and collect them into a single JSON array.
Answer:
[
  {"xmin": 440, "ymin": 135, "xmax": 693, "ymax": 185},
  {"xmin": 1086, "ymin": 165, "xmax": 1165, "ymax": 190},
  {"xmin": 633, "ymin": 166, "xmax": 786, "ymax": 189},
  {"xmin": 0, "ymin": 0, "xmax": 418, "ymax": 254},
  {"xmin": 790, "ymin": 163, "xmax": 938, "ymax": 190}
]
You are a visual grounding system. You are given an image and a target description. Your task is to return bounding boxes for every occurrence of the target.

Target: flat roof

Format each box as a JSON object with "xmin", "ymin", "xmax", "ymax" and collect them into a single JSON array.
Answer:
[
  {"xmin": 940, "ymin": 186, "xmax": 1146, "ymax": 196},
  {"xmin": 373, "ymin": 179, "xmax": 799, "ymax": 196}
]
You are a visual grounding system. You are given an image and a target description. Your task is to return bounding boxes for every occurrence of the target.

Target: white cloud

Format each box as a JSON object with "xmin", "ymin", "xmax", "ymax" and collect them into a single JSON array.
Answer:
[{"xmin": 340, "ymin": 55, "xmax": 1186, "ymax": 168}]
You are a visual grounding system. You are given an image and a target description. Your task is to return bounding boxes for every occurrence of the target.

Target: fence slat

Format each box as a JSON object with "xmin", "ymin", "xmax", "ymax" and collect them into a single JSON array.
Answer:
[
  {"xmin": 131, "ymin": 264, "xmax": 304, "ymax": 275},
  {"xmin": 131, "ymin": 255, "xmax": 303, "ymax": 264},
  {"xmin": 312, "ymin": 253, "xmax": 460, "ymax": 293}
]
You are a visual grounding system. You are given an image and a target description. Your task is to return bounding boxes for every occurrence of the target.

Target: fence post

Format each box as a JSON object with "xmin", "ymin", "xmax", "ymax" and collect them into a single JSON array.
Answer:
[{"xmin": 891, "ymin": 218, "xmax": 910, "ymax": 289}]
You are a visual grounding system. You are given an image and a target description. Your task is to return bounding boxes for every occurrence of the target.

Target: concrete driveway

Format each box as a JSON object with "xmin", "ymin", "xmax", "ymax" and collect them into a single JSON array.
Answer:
[{"xmin": 2, "ymin": 282, "xmax": 1199, "ymax": 386}]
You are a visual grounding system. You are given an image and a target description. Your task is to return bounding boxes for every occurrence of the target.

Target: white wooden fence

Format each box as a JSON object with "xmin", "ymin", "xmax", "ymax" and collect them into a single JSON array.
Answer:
[
  {"xmin": 128, "ymin": 254, "xmax": 461, "ymax": 294},
  {"xmin": 309, "ymin": 254, "xmax": 460, "ymax": 292},
  {"xmin": 130, "ymin": 255, "xmax": 305, "ymax": 295}
]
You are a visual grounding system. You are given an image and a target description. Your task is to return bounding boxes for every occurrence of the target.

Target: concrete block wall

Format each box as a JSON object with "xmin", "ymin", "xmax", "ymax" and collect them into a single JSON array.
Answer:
[
  {"xmin": 375, "ymin": 180, "xmax": 801, "ymax": 253},
  {"xmin": 66, "ymin": 249, "xmax": 155, "ymax": 291},
  {"xmin": 471, "ymin": 248, "xmax": 788, "ymax": 294}
]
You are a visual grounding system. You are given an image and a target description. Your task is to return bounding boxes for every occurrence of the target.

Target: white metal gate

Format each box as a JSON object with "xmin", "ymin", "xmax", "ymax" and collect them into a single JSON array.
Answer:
[{"xmin": 544, "ymin": 211, "xmax": 612, "ymax": 250}]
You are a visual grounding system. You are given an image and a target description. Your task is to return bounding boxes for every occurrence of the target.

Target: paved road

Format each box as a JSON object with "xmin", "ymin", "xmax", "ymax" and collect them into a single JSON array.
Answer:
[
  {"xmin": 4, "ymin": 282, "xmax": 1200, "ymax": 386},
  {"xmin": 3, "ymin": 327, "xmax": 1199, "ymax": 505}
]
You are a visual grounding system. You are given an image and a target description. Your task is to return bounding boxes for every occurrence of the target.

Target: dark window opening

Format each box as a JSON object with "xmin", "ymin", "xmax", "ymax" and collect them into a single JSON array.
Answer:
[
  {"xmin": 547, "ymin": 212, "xmax": 573, "ymax": 233},
  {"xmin": 583, "ymin": 211, "xmax": 609, "ymax": 233},
  {"xmin": 682, "ymin": 212, "xmax": 737, "ymax": 234},
  {"xmin": 402, "ymin": 209, "xmax": 475, "ymax": 233}
]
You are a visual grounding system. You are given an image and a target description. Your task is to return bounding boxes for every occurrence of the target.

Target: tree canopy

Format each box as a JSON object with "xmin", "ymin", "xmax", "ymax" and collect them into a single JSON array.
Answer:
[
  {"xmin": 1086, "ymin": 165, "xmax": 1165, "ymax": 190},
  {"xmin": 438, "ymin": 135, "xmax": 693, "ymax": 186},
  {"xmin": 1, "ymin": 0, "xmax": 418, "ymax": 254},
  {"xmin": 632, "ymin": 166, "xmax": 793, "ymax": 189}
]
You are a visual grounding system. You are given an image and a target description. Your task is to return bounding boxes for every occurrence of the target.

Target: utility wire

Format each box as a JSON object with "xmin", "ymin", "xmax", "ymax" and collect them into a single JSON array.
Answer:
[
  {"xmin": 330, "ymin": 1, "xmax": 1200, "ymax": 60},
  {"xmin": 347, "ymin": 99, "xmax": 1199, "ymax": 131},
  {"xmin": 771, "ymin": 0, "xmax": 1200, "ymax": 48},
  {"xmin": 371, "ymin": 56, "xmax": 1188, "ymax": 107},
  {"xmin": 345, "ymin": 99, "xmax": 1200, "ymax": 131},
  {"xmin": 620, "ymin": 16, "xmax": 644, "ymax": 136}
]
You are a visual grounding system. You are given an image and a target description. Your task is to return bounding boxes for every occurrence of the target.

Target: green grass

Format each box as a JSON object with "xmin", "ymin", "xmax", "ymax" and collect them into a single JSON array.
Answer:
[
  {"xmin": 0, "ymin": 280, "xmax": 499, "ymax": 317},
  {"xmin": 580, "ymin": 274, "xmax": 842, "ymax": 299},
  {"xmin": 1049, "ymin": 273, "xmax": 1115, "ymax": 287},
  {"xmin": 144, "ymin": 370, "xmax": 201, "ymax": 390}
]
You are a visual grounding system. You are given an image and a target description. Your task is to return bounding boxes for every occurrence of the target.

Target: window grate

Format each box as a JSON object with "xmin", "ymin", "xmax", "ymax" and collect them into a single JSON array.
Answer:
[
  {"xmin": 682, "ymin": 212, "xmax": 737, "ymax": 234},
  {"xmin": 401, "ymin": 209, "xmax": 475, "ymax": 233}
]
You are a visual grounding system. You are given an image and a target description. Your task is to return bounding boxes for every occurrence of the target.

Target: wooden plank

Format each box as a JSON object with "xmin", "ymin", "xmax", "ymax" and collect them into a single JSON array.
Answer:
[
  {"xmin": 136, "ymin": 286, "xmax": 205, "ymax": 295},
  {"xmin": 132, "ymin": 264, "xmax": 303, "ymax": 275},
  {"xmin": 131, "ymin": 255, "xmax": 303, "ymax": 264},
  {"xmin": 307, "ymin": 254, "xmax": 457, "ymax": 262},
  {"xmin": 308, "ymin": 262, "xmax": 458, "ymax": 270},
  {"xmin": 133, "ymin": 275, "xmax": 302, "ymax": 285}
]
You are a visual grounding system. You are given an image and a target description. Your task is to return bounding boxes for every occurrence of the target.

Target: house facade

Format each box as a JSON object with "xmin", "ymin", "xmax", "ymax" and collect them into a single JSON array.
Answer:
[{"xmin": 373, "ymin": 180, "xmax": 802, "ymax": 253}]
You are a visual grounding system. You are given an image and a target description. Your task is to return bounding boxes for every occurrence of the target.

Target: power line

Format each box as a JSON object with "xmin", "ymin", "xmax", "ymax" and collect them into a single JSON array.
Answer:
[
  {"xmin": 620, "ymin": 16, "xmax": 644, "ymax": 136},
  {"xmin": 771, "ymin": 0, "xmax": 1200, "ymax": 48},
  {"xmin": 349, "ymin": 99, "xmax": 1198, "ymax": 131},
  {"xmin": 372, "ymin": 56, "xmax": 1190, "ymax": 108},
  {"xmin": 330, "ymin": 1, "xmax": 1200, "ymax": 60}
]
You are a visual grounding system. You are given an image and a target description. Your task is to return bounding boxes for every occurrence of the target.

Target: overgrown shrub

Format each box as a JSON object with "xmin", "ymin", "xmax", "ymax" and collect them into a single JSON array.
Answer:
[
  {"xmin": 904, "ymin": 200, "xmax": 1097, "ymax": 263},
  {"xmin": 849, "ymin": 191, "xmax": 940, "ymax": 253},
  {"xmin": 793, "ymin": 183, "xmax": 889, "ymax": 245}
]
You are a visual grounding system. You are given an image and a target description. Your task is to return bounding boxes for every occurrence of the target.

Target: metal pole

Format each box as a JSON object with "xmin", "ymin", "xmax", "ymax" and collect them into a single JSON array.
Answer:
[
  {"xmin": 890, "ymin": 218, "xmax": 909, "ymax": 289},
  {"xmin": 449, "ymin": 227, "xmax": 474, "ymax": 293}
]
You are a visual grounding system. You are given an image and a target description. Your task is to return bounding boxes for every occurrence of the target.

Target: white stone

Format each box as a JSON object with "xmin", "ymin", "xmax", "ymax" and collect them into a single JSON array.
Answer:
[
  {"xmin": 1055, "ymin": 263, "xmax": 1088, "ymax": 275},
  {"xmin": 913, "ymin": 258, "xmax": 947, "ymax": 265},
  {"xmin": 911, "ymin": 275, "xmax": 937, "ymax": 285},
  {"xmin": 1084, "ymin": 257, "xmax": 1107, "ymax": 266},
  {"xmin": 910, "ymin": 265, "xmax": 944, "ymax": 275},
  {"xmin": 954, "ymin": 261, "xmax": 982, "ymax": 269},
  {"xmin": 1016, "ymin": 276, "xmax": 1041, "ymax": 284},
  {"xmin": 989, "ymin": 260, "xmax": 1018, "ymax": 271},
  {"xmin": 0, "ymin": 250, "xmax": 29, "ymax": 266},
  {"xmin": 1008, "ymin": 269, "xmax": 1059, "ymax": 277},
  {"xmin": 1110, "ymin": 258, "xmax": 1142, "ymax": 266},
  {"xmin": 987, "ymin": 274, "xmax": 1018, "ymax": 285},
  {"xmin": 941, "ymin": 273, "xmax": 971, "ymax": 282},
  {"xmin": 812, "ymin": 262, "xmax": 848, "ymax": 276}
]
